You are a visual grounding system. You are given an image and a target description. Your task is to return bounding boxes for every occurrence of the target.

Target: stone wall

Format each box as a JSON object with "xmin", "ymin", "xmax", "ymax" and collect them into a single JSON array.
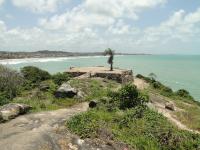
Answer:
[{"xmin": 66, "ymin": 70, "xmax": 133, "ymax": 84}]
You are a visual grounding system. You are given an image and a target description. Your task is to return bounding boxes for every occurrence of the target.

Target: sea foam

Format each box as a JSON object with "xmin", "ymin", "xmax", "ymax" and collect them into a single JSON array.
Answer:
[{"xmin": 0, "ymin": 56, "xmax": 106, "ymax": 65}]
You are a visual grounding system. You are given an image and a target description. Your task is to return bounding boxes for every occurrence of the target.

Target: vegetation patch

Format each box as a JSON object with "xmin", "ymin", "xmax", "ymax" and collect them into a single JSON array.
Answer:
[
  {"xmin": 0, "ymin": 65, "xmax": 24, "ymax": 105},
  {"xmin": 12, "ymin": 80, "xmax": 78, "ymax": 112},
  {"xmin": 69, "ymin": 78, "xmax": 120, "ymax": 101},
  {"xmin": 67, "ymin": 84, "xmax": 200, "ymax": 149},
  {"xmin": 136, "ymin": 74, "xmax": 194, "ymax": 101}
]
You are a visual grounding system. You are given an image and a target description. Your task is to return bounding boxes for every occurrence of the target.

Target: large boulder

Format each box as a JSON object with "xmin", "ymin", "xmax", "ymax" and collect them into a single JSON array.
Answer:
[
  {"xmin": 76, "ymin": 91, "xmax": 85, "ymax": 99},
  {"xmin": 55, "ymin": 83, "xmax": 78, "ymax": 98},
  {"xmin": 165, "ymin": 102, "xmax": 175, "ymax": 111},
  {"xmin": 0, "ymin": 103, "xmax": 32, "ymax": 121}
]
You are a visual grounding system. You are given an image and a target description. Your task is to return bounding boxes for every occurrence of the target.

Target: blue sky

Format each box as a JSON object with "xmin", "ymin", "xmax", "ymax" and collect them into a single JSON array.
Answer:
[{"xmin": 0, "ymin": 0, "xmax": 200, "ymax": 54}]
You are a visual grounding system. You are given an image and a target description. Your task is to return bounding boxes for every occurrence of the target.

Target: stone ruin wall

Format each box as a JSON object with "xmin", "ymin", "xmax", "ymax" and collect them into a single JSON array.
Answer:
[{"xmin": 66, "ymin": 70, "xmax": 133, "ymax": 84}]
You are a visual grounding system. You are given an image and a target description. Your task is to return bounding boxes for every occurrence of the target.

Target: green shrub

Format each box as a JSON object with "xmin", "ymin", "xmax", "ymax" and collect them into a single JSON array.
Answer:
[
  {"xmin": 152, "ymin": 81, "xmax": 162, "ymax": 89},
  {"xmin": 176, "ymin": 89, "xmax": 194, "ymax": 100},
  {"xmin": 52, "ymin": 72, "xmax": 71, "ymax": 85},
  {"xmin": 161, "ymin": 86, "xmax": 173, "ymax": 97},
  {"xmin": 0, "ymin": 92, "xmax": 9, "ymax": 105},
  {"xmin": 110, "ymin": 84, "xmax": 149, "ymax": 110},
  {"xmin": 136, "ymin": 74, "xmax": 144, "ymax": 79},
  {"xmin": 136, "ymin": 74, "xmax": 152, "ymax": 83},
  {"xmin": 0, "ymin": 65, "xmax": 24, "ymax": 104},
  {"xmin": 21, "ymin": 66, "xmax": 51, "ymax": 85}
]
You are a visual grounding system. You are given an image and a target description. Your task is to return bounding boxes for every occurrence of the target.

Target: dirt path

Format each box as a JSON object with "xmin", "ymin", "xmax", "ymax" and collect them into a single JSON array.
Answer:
[
  {"xmin": 148, "ymin": 93, "xmax": 199, "ymax": 133},
  {"xmin": 134, "ymin": 78, "xmax": 199, "ymax": 133},
  {"xmin": 0, "ymin": 102, "xmax": 89, "ymax": 150},
  {"xmin": 133, "ymin": 78, "xmax": 148, "ymax": 90}
]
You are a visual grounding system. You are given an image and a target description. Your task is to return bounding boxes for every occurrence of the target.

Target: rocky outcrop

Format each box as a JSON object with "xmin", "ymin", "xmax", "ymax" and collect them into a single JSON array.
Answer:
[
  {"xmin": 0, "ymin": 103, "xmax": 32, "ymax": 121},
  {"xmin": 0, "ymin": 102, "xmax": 89, "ymax": 150},
  {"xmin": 69, "ymin": 136, "xmax": 130, "ymax": 150},
  {"xmin": 55, "ymin": 83, "xmax": 85, "ymax": 99},
  {"xmin": 55, "ymin": 83, "xmax": 78, "ymax": 98},
  {"xmin": 66, "ymin": 66, "xmax": 134, "ymax": 84}
]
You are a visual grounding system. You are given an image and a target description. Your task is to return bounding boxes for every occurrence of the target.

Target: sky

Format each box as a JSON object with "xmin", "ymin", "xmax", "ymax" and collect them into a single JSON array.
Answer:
[{"xmin": 0, "ymin": 0, "xmax": 200, "ymax": 54}]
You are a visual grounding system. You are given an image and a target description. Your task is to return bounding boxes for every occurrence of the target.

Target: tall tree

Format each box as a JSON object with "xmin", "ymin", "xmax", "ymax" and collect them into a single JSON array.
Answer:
[{"xmin": 104, "ymin": 48, "xmax": 114, "ymax": 71}]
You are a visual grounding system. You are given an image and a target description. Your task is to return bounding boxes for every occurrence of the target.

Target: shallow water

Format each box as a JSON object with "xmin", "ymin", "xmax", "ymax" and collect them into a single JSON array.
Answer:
[{"xmin": 1, "ymin": 55, "xmax": 200, "ymax": 101}]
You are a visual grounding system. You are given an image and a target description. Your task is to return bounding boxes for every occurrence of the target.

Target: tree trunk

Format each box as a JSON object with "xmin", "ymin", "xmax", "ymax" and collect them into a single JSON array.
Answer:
[{"xmin": 110, "ymin": 63, "xmax": 113, "ymax": 71}]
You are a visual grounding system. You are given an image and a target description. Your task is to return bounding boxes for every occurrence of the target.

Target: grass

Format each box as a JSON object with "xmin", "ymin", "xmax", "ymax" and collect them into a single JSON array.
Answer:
[
  {"xmin": 12, "ymin": 78, "xmax": 120, "ymax": 112},
  {"xmin": 67, "ymin": 107, "xmax": 200, "ymax": 150},
  {"xmin": 67, "ymin": 84, "xmax": 200, "ymax": 150},
  {"xmin": 143, "ymin": 80, "xmax": 200, "ymax": 132},
  {"xmin": 12, "ymin": 87, "xmax": 78, "ymax": 113},
  {"xmin": 12, "ymin": 80, "xmax": 80, "ymax": 112},
  {"xmin": 69, "ymin": 78, "xmax": 120, "ymax": 101},
  {"xmin": 175, "ymin": 101, "xmax": 200, "ymax": 131}
]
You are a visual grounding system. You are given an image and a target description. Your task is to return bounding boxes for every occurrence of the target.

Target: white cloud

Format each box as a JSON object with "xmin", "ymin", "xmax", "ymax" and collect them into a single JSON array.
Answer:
[
  {"xmin": 39, "ymin": 0, "xmax": 166, "ymax": 32},
  {"xmin": 84, "ymin": 0, "xmax": 166, "ymax": 19},
  {"xmin": 142, "ymin": 8, "xmax": 200, "ymax": 45},
  {"xmin": 108, "ymin": 20, "xmax": 130, "ymax": 35},
  {"xmin": 12, "ymin": 0, "xmax": 69, "ymax": 13},
  {"xmin": 1, "ymin": 0, "xmax": 200, "ymax": 54},
  {"xmin": 0, "ymin": 0, "xmax": 4, "ymax": 6},
  {"xmin": 39, "ymin": 8, "xmax": 115, "ymax": 32},
  {"xmin": 0, "ymin": 20, "xmax": 6, "ymax": 31}
]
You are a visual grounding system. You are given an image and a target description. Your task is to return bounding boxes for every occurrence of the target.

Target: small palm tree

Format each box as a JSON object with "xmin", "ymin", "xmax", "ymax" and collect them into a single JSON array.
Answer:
[{"xmin": 104, "ymin": 48, "xmax": 114, "ymax": 71}]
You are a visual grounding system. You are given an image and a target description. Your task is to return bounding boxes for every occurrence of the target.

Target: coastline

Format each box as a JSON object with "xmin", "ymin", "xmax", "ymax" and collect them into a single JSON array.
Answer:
[{"xmin": 0, "ymin": 50, "xmax": 150, "ymax": 60}]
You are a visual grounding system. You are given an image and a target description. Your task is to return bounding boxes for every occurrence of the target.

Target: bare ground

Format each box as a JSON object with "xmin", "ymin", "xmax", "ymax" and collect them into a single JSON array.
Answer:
[
  {"xmin": 0, "ymin": 102, "xmax": 89, "ymax": 150},
  {"xmin": 134, "ymin": 78, "xmax": 199, "ymax": 133},
  {"xmin": 133, "ymin": 78, "xmax": 149, "ymax": 90}
]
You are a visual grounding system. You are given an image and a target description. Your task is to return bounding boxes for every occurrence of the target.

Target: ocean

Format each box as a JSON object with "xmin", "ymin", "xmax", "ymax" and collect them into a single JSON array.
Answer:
[{"xmin": 0, "ymin": 55, "xmax": 199, "ymax": 101}]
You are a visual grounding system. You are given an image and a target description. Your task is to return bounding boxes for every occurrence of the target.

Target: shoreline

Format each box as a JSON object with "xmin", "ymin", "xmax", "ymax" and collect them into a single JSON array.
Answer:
[
  {"xmin": 0, "ymin": 55, "xmax": 126, "ymax": 65},
  {"xmin": 0, "ymin": 50, "xmax": 151, "ymax": 60}
]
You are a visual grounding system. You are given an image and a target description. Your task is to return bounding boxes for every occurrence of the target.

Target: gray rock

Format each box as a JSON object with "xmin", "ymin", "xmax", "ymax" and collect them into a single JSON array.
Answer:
[
  {"xmin": 76, "ymin": 91, "xmax": 85, "ymax": 99},
  {"xmin": 165, "ymin": 102, "xmax": 175, "ymax": 111},
  {"xmin": 55, "ymin": 83, "xmax": 77, "ymax": 98},
  {"xmin": 89, "ymin": 100, "xmax": 98, "ymax": 108},
  {"xmin": 0, "ymin": 103, "xmax": 32, "ymax": 121},
  {"xmin": 39, "ymin": 83, "xmax": 50, "ymax": 91}
]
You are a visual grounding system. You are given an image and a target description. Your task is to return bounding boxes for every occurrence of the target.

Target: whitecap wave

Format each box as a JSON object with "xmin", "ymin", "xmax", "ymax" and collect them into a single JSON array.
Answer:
[{"xmin": 0, "ymin": 55, "xmax": 111, "ymax": 65}]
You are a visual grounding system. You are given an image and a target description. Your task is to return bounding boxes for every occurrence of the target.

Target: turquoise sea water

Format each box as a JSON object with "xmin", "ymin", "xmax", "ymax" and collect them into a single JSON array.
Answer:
[{"xmin": 1, "ymin": 55, "xmax": 200, "ymax": 101}]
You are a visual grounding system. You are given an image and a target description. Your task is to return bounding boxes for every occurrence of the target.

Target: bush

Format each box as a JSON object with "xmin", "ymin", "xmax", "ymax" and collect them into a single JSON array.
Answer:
[
  {"xmin": 136, "ymin": 74, "xmax": 152, "ymax": 83},
  {"xmin": 152, "ymin": 81, "xmax": 162, "ymax": 89},
  {"xmin": 110, "ymin": 84, "xmax": 149, "ymax": 110},
  {"xmin": 52, "ymin": 72, "xmax": 71, "ymax": 85},
  {"xmin": 0, "ymin": 65, "xmax": 24, "ymax": 103},
  {"xmin": 176, "ymin": 89, "xmax": 194, "ymax": 100},
  {"xmin": 0, "ymin": 92, "xmax": 9, "ymax": 105},
  {"xmin": 136, "ymin": 74, "xmax": 144, "ymax": 79},
  {"xmin": 21, "ymin": 66, "xmax": 51, "ymax": 85},
  {"xmin": 161, "ymin": 86, "xmax": 173, "ymax": 97}
]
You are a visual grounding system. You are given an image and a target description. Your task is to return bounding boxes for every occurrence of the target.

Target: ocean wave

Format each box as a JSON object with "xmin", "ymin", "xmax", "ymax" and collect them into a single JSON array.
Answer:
[{"xmin": 0, "ymin": 55, "xmax": 111, "ymax": 65}]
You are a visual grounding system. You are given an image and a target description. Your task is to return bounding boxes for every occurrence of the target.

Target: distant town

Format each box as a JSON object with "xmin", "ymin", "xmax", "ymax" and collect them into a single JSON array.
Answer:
[{"xmin": 0, "ymin": 50, "xmax": 149, "ymax": 60}]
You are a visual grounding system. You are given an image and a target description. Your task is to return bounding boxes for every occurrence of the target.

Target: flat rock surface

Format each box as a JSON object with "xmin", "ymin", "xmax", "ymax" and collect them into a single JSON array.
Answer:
[
  {"xmin": 67, "ymin": 66, "xmax": 128, "ymax": 74},
  {"xmin": 0, "ymin": 103, "xmax": 89, "ymax": 150}
]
